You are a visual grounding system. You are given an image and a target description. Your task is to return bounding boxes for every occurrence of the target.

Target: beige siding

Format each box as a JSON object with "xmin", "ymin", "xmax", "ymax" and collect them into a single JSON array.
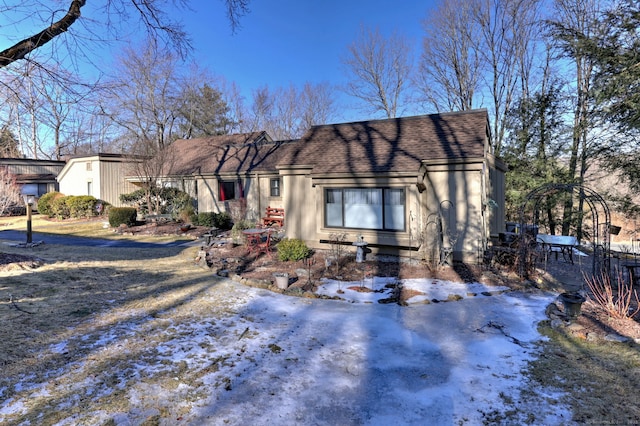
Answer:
[
  {"xmin": 196, "ymin": 178, "xmax": 220, "ymax": 213},
  {"xmin": 57, "ymin": 156, "xmax": 141, "ymax": 207},
  {"xmin": 194, "ymin": 174, "xmax": 286, "ymax": 225},
  {"xmin": 254, "ymin": 174, "xmax": 284, "ymax": 218},
  {"xmin": 100, "ymin": 160, "xmax": 139, "ymax": 207},
  {"xmin": 282, "ymin": 172, "xmax": 314, "ymax": 240},
  {"xmin": 280, "ymin": 171, "xmax": 422, "ymax": 257}
]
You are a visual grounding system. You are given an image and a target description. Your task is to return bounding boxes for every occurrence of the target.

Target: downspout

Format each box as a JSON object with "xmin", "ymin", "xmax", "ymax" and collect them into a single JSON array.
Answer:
[{"xmin": 255, "ymin": 172, "xmax": 261, "ymax": 221}]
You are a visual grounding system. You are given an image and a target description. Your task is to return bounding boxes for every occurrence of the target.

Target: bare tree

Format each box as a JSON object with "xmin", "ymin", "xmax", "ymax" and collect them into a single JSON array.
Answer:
[
  {"xmin": 418, "ymin": 0, "xmax": 542, "ymax": 155},
  {"xmin": 3, "ymin": 62, "xmax": 47, "ymax": 159},
  {"xmin": 341, "ymin": 25, "xmax": 413, "ymax": 118},
  {"xmin": 300, "ymin": 82, "xmax": 335, "ymax": 130},
  {"xmin": 0, "ymin": 0, "xmax": 86, "ymax": 69},
  {"xmin": 0, "ymin": 167, "xmax": 22, "ymax": 216},
  {"xmin": 417, "ymin": 0, "xmax": 481, "ymax": 112},
  {"xmin": 30, "ymin": 67, "xmax": 94, "ymax": 159},
  {"xmin": 0, "ymin": 1, "xmax": 250, "ymax": 70},
  {"xmin": 219, "ymin": 79, "xmax": 248, "ymax": 134},
  {"xmin": 100, "ymin": 42, "xmax": 183, "ymax": 214},
  {"xmin": 102, "ymin": 42, "xmax": 182, "ymax": 152},
  {"xmin": 62, "ymin": 106, "xmax": 122, "ymax": 156},
  {"xmin": 472, "ymin": 0, "xmax": 542, "ymax": 155},
  {"xmin": 238, "ymin": 82, "xmax": 336, "ymax": 139}
]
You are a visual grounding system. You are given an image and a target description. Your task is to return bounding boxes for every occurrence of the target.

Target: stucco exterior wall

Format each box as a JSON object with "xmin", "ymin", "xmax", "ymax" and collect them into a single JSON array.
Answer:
[
  {"xmin": 282, "ymin": 169, "xmax": 314, "ymax": 240},
  {"xmin": 279, "ymin": 171, "xmax": 423, "ymax": 258},
  {"xmin": 422, "ymin": 162, "xmax": 486, "ymax": 263},
  {"xmin": 195, "ymin": 174, "xmax": 285, "ymax": 223},
  {"xmin": 58, "ymin": 159, "xmax": 100, "ymax": 198}
]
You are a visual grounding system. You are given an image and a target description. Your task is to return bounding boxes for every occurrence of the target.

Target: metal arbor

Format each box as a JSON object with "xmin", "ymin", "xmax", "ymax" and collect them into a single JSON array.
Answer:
[{"xmin": 518, "ymin": 183, "xmax": 611, "ymax": 277}]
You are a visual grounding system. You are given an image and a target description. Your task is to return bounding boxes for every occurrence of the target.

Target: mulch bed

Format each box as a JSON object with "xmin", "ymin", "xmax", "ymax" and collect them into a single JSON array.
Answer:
[{"xmin": 0, "ymin": 252, "xmax": 45, "ymax": 271}]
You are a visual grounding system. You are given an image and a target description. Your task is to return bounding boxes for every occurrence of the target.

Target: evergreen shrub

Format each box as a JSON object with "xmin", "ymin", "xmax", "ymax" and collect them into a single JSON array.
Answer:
[
  {"xmin": 108, "ymin": 207, "xmax": 137, "ymax": 227},
  {"xmin": 277, "ymin": 238, "xmax": 311, "ymax": 262},
  {"xmin": 37, "ymin": 191, "xmax": 62, "ymax": 217},
  {"xmin": 194, "ymin": 212, "xmax": 233, "ymax": 229},
  {"xmin": 67, "ymin": 195, "xmax": 99, "ymax": 218}
]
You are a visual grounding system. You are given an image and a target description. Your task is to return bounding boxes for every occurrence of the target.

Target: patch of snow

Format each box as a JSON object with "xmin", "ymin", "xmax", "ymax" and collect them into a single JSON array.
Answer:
[{"xmin": 0, "ymin": 277, "xmax": 574, "ymax": 425}]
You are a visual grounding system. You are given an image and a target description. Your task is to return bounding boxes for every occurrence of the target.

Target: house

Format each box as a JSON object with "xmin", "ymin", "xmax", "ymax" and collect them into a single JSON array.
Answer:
[
  {"xmin": 158, "ymin": 109, "xmax": 506, "ymax": 262},
  {"xmin": 0, "ymin": 157, "xmax": 65, "ymax": 198},
  {"xmin": 56, "ymin": 153, "xmax": 141, "ymax": 207},
  {"xmin": 156, "ymin": 131, "xmax": 285, "ymax": 216}
]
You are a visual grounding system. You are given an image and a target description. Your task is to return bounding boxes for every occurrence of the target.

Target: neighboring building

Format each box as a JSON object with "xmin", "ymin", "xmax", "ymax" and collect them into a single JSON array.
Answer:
[
  {"xmin": 156, "ymin": 109, "xmax": 506, "ymax": 262},
  {"xmin": 57, "ymin": 153, "xmax": 141, "ymax": 207},
  {"xmin": 0, "ymin": 157, "xmax": 65, "ymax": 197}
]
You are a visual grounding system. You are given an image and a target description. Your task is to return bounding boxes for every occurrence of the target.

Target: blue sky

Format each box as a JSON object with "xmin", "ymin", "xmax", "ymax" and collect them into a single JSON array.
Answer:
[
  {"xmin": 0, "ymin": 1, "xmax": 437, "ymax": 123},
  {"xmin": 178, "ymin": 0, "xmax": 437, "ymax": 122}
]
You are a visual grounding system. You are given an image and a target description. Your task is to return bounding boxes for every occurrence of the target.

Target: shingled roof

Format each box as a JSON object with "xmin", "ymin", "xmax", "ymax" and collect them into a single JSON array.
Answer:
[
  {"xmin": 160, "ymin": 110, "xmax": 489, "ymax": 177},
  {"xmin": 162, "ymin": 131, "xmax": 286, "ymax": 176},
  {"xmin": 277, "ymin": 109, "xmax": 490, "ymax": 174}
]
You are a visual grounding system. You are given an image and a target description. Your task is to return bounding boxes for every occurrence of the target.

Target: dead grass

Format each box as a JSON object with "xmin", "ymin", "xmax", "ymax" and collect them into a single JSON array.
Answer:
[
  {"xmin": 0, "ymin": 238, "xmax": 230, "ymax": 424},
  {"xmin": 529, "ymin": 323, "xmax": 640, "ymax": 424}
]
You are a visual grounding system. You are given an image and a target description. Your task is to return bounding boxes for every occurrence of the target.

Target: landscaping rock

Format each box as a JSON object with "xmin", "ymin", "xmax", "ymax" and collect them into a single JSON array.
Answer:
[{"xmin": 604, "ymin": 333, "xmax": 630, "ymax": 343}]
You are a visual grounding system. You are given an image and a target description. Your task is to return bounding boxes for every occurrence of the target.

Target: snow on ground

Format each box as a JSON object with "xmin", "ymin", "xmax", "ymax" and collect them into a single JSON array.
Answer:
[
  {"xmin": 0, "ymin": 277, "xmax": 574, "ymax": 425},
  {"xmin": 315, "ymin": 276, "xmax": 511, "ymax": 304}
]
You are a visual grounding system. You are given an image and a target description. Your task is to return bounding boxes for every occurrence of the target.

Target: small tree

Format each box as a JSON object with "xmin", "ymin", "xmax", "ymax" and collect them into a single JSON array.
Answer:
[
  {"xmin": 328, "ymin": 232, "xmax": 349, "ymax": 276},
  {"xmin": 120, "ymin": 187, "xmax": 192, "ymax": 217},
  {"xmin": 0, "ymin": 168, "xmax": 22, "ymax": 216}
]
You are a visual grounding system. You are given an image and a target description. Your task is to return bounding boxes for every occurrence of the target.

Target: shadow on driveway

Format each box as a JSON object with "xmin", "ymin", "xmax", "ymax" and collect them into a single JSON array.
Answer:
[{"xmin": 0, "ymin": 230, "xmax": 196, "ymax": 249}]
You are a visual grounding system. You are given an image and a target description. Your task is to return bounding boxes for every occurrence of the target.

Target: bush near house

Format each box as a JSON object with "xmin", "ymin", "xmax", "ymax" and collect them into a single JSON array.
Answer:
[
  {"xmin": 108, "ymin": 207, "xmax": 137, "ymax": 227},
  {"xmin": 120, "ymin": 187, "xmax": 193, "ymax": 217},
  {"xmin": 67, "ymin": 196, "xmax": 101, "ymax": 218},
  {"xmin": 192, "ymin": 212, "xmax": 233, "ymax": 229},
  {"xmin": 37, "ymin": 191, "xmax": 63, "ymax": 217},
  {"xmin": 277, "ymin": 238, "xmax": 311, "ymax": 262},
  {"xmin": 38, "ymin": 193, "xmax": 106, "ymax": 219},
  {"xmin": 51, "ymin": 196, "xmax": 71, "ymax": 219}
]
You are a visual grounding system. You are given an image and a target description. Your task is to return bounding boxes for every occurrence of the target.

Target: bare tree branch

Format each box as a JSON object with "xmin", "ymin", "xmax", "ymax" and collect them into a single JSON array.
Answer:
[
  {"xmin": 341, "ymin": 25, "xmax": 413, "ymax": 118},
  {"xmin": 0, "ymin": 1, "xmax": 250, "ymax": 69},
  {"xmin": 0, "ymin": 0, "xmax": 86, "ymax": 69}
]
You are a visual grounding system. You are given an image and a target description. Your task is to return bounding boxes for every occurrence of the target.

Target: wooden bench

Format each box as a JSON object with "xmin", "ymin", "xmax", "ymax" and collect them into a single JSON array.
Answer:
[{"xmin": 262, "ymin": 206, "xmax": 284, "ymax": 227}]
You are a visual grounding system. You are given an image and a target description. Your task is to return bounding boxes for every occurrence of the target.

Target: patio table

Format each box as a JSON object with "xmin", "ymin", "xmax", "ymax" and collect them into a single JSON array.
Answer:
[
  {"xmin": 537, "ymin": 234, "xmax": 579, "ymax": 264},
  {"xmin": 242, "ymin": 228, "xmax": 276, "ymax": 257}
]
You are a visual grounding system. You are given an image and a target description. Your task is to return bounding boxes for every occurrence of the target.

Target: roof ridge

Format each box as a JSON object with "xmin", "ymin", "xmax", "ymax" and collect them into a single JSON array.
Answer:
[{"xmin": 311, "ymin": 108, "xmax": 488, "ymax": 130}]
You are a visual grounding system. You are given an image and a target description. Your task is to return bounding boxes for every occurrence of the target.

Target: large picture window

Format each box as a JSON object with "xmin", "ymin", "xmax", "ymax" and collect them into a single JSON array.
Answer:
[{"xmin": 325, "ymin": 188, "xmax": 405, "ymax": 231}]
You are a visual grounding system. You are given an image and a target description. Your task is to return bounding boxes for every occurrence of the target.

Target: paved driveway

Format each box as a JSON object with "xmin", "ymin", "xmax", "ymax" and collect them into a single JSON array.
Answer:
[{"xmin": 0, "ymin": 229, "xmax": 196, "ymax": 248}]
